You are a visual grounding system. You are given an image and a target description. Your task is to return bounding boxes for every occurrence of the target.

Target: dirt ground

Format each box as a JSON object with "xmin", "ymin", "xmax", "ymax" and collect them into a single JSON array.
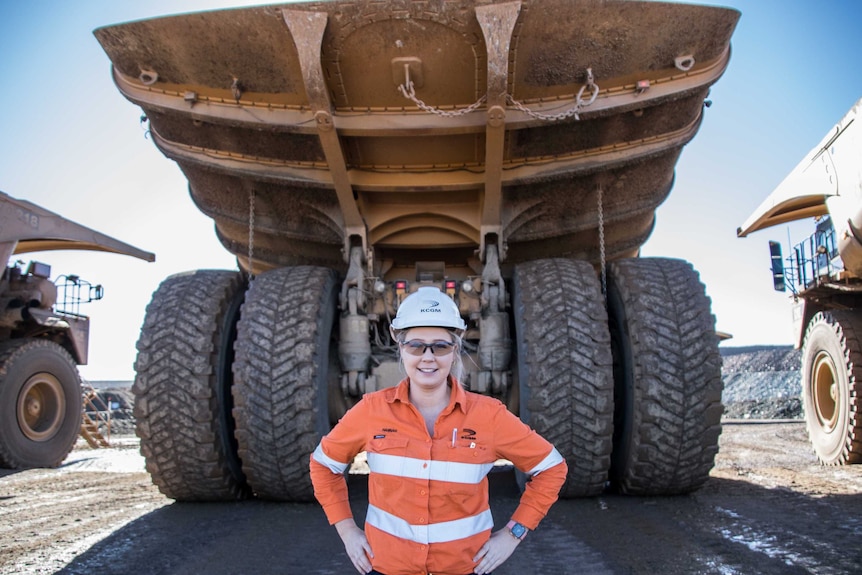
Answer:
[{"xmin": 1, "ymin": 422, "xmax": 860, "ymax": 575}]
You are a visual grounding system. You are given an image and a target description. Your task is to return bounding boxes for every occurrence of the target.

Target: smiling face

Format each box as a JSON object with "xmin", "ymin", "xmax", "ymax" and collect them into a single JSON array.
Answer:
[{"xmin": 399, "ymin": 327, "xmax": 456, "ymax": 392}]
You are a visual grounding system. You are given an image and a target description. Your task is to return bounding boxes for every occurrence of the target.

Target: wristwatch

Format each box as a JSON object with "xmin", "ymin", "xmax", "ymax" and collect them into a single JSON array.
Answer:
[{"xmin": 506, "ymin": 520, "xmax": 528, "ymax": 541}]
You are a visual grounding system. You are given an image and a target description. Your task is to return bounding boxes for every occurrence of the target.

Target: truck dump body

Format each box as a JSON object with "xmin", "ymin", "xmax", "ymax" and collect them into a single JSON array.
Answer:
[
  {"xmin": 739, "ymin": 97, "xmax": 862, "ymax": 277},
  {"xmin": 95, "ymin": 0, "xmax": 737, "ymax": 275},
  {"xmin": 0, "ymin": 191, "xmax": 155, "ymax": 266},
  {"xmin": 96, "ymin": 0, "xmax": 739, "ymax": 504}
]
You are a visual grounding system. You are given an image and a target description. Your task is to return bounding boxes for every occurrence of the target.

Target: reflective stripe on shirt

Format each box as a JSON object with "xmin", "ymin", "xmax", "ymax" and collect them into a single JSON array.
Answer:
[
  {"xmin": 367, "ymin": 452, "xmax": 494, "ymax": 484},
  {"xmin": 529, "ymin": 446, "xmax": 565, "ymax": 476},
  {"xmin": 366, "ymin": 503, "xmax": 493, "ymax": 544},
  {"xmin": 312, "ymin": 443, "xmax": 350, "ymax": 474}
]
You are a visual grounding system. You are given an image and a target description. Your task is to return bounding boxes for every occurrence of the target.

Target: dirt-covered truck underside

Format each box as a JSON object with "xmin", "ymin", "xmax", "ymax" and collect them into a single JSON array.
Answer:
[{"xmin": 95, "ymin": 0, "xmax": 739, "ymax": 501}]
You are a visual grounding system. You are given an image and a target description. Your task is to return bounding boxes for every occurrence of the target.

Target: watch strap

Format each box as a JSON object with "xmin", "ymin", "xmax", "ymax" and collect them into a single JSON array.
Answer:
[{"xmin": 506, "ymin": 519, "xmax": 528, "ymax": 540}]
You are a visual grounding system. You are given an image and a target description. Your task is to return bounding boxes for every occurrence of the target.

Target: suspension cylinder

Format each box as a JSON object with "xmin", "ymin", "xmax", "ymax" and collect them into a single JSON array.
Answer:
[
  {"xmin": 478, "ymin": 311, "xmax": 511, "ymax": 372},
  {"xmin": 339, "ymin": 313, "xmax": 371, "ymax": 372}
]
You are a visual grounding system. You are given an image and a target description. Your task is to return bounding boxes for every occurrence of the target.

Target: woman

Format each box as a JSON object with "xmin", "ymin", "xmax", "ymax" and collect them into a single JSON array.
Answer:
[{"xmin": 310, "ymin": 286, "xmax": 567, "ymax": 575}]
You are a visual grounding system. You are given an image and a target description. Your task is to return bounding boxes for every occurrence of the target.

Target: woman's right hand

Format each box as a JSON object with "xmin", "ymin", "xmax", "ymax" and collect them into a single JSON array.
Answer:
[{"xmin": 334, "ymin": 519, "xmax": 374, "ymax": 574}]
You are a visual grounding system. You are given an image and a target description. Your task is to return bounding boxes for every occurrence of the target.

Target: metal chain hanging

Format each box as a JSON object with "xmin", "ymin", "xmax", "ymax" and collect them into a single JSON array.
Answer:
[
  {"xmin": 397, "ymin": 62, "xmax": 487, "ymax": 117},
  {"xmin": 507, "ymin": 68, "xmax": 599, "ymax": 122},
  {"xmin": 248, "ymin": 189, "xmax": 255, "ymax": 281},
  {"xmin": 598, "ymin": 186, "xmax": 607, "ymax": 296},
  {"xmin": 399, "ymin": 65, "xmax": 599, "ymax": 122},
  {"xmin": 398, "ymin": 81, "xmax": 487, "ymax": 118}
]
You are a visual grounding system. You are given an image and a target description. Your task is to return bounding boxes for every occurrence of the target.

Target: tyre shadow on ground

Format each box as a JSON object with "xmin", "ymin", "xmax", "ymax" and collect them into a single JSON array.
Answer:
[
  {"xmin": 53, "ymin": 470, "xmax": 518, "ymax": 575},
  {"xmin": 54, "ymin": 470, "xmax": 862, "ymax": 575}
]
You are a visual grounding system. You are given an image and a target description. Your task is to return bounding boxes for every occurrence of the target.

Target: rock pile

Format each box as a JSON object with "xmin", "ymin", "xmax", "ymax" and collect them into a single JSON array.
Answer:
[{"xmin": 720, "ymin": 345, "xmax": 802, "ymax": 420}]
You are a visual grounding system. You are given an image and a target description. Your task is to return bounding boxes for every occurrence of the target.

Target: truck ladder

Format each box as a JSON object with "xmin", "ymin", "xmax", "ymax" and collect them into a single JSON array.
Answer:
[{"xmin": 79, "ymin": 385, "xmax": 111, "ymax": 448}]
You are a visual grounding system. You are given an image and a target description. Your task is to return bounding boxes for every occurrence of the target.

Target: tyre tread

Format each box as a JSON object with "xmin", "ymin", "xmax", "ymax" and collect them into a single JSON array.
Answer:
[
  {"xmin": 513, "ymin": 258, "xmax": 614, "ymax": 497},
  {"xmin": 133, "ymin": 270, "xmax": 247, "ymax": 501},
  {"xmin": 608, "ymin": 258, "xmax": 723, "ymax": 495},
  {"xmin": 232, "ymin": 266, "xmax": 337, "ymax": 501}
]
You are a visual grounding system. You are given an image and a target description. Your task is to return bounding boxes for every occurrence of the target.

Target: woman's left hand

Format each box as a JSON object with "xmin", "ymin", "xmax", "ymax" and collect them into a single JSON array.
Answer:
[{"xmin": 472, "ymin": 527, "xmax": 521, "ymax": 574}]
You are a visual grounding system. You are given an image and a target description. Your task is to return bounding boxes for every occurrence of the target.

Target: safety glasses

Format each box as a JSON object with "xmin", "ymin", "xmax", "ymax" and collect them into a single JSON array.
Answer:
[{"xmin": 400, "ymin": 340, "xmax": 456, "ymax": 356}]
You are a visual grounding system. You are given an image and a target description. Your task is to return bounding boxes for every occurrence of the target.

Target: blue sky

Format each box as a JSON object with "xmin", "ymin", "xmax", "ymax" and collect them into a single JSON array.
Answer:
[{"xmin": 1, "ymin": 0, "xmax": 861, "ymax": 381}]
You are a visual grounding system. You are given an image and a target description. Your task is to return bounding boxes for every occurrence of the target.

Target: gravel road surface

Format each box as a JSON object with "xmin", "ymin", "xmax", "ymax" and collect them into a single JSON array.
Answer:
[{"xmin": 2, "ymin": 422, "xmax": 861, "ymax": 575}]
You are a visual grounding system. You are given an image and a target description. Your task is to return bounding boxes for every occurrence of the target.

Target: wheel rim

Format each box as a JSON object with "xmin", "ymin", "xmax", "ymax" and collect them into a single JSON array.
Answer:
[
  {"xmin": 17, "ymin": 373, "xmax": 66, "ymax": 441},
  {"xmin": 811, "ymin": 351, "xmax": 839, "ymax": 431}
]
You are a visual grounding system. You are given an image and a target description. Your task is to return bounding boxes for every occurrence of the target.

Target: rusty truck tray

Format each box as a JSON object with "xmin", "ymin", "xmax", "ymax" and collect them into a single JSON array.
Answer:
[{"xmin": 95, "ymin": 0, "xmax": 738, "ymax": 276}]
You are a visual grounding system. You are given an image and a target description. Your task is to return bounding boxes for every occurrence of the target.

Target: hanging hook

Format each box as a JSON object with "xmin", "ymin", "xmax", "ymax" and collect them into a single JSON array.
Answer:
[{"xmin": 231, "ymin": 77, "xmax": 243, "ymax": 102}]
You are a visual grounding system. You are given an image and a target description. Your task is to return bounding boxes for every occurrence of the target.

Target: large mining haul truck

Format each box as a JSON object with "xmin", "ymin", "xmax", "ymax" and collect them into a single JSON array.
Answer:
[
  {"xmin": 738, "ymin": 97, "xmax": 862, "ymax": 465},
  {"xmin": 0, "ymin": 191, "xmax": 154, "ymax": 469},
  {"xmin": 95, "ymin": 0, "xmax": 739, "ymax": 501}
]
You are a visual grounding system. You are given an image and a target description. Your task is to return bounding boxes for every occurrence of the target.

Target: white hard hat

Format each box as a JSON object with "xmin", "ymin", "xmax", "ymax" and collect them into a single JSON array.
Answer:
[{"xmin": 391, "ymin": 286, "xmax": 467, "ymax": 331}]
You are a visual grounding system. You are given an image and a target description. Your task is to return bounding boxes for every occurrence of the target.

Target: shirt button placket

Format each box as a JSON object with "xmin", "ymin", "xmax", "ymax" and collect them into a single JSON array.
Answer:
[{"xmin": 419, "ymin": 430, "xmax": 433, "ymax": 571}]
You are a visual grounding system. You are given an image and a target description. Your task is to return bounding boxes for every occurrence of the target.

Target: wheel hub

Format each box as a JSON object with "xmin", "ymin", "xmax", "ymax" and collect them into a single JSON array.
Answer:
[
  {"xmin": 25, "ymin": 395, "xmax": 42, "ymax": 416},
  {"xmin": 812, "ymin": 352, "xmax": 839, "ymax": 430},
  {"xmin": 17, "ymin": 373, "xmax": 66, "ymax": 441}
]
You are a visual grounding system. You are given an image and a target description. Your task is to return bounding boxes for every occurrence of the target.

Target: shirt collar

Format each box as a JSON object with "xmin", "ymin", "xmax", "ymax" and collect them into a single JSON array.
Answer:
[{"xmin": 391, "ymin": 377, "xmax": 467, "ymax": 413}]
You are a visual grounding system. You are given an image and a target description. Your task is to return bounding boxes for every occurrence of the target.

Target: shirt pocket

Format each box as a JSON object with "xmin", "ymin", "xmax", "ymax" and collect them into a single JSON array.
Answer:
[
  {"xmin": 367, "ymin": 436, "xmax": 409, "ymax": 492},
  {"xmin": 445, "ymin": 439, "xmax": 488, "ymax": 507}
]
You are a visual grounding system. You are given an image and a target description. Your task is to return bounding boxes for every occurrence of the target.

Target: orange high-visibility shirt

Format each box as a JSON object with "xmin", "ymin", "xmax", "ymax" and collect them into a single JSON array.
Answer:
[{"xmin": 310, "ymin": 378, "xmax": 567, "ymax": 575}]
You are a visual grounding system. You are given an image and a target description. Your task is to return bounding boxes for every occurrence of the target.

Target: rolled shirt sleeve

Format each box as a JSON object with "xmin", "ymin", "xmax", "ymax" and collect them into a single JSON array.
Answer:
[
  {"xmin": 492, "ymin": 405, "xmax": 568, "ymax": 529},
  {"xmin": 309, "ymin": 399, "xmax": 370, "ymax": 525}
]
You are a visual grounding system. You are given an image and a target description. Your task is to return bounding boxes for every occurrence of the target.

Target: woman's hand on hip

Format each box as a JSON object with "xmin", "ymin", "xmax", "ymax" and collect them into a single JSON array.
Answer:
[
  {"xmin": 334, "ymin": 519, "xmax": 374, "ymax": 574},
  {"xmin": 473, "ymin": 527, "xmax": 521, "ymax": 574}
]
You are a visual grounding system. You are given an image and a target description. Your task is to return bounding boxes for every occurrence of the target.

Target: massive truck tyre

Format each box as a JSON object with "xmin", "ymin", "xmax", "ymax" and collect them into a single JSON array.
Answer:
[
  {"xmin": 800, "ymin": 311, "xmax": 862, "ymax": 465},
  {"xmin": 133, "ymin": 270, "xmax": 248, "ymax": 501},
  {"xmin": 607, "ymin": 258, "xmax": 723, "ymax": 495},
  {"xmin": 232, "ymin": 266, "xmax": 339, "ymax": 501},
  {"xmin": 512, "ymin": 258, "xmax": 614, "ymax": 497},
  {"xmin": 0, "ymin": 339, "xmax": 82, "ymax": 469}
]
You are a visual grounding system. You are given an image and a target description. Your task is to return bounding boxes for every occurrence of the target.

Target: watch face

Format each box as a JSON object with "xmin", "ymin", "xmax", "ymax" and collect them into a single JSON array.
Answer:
[{"xmin": 511, "ymin": 523, "xmax": 527, "ymax": 539}]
